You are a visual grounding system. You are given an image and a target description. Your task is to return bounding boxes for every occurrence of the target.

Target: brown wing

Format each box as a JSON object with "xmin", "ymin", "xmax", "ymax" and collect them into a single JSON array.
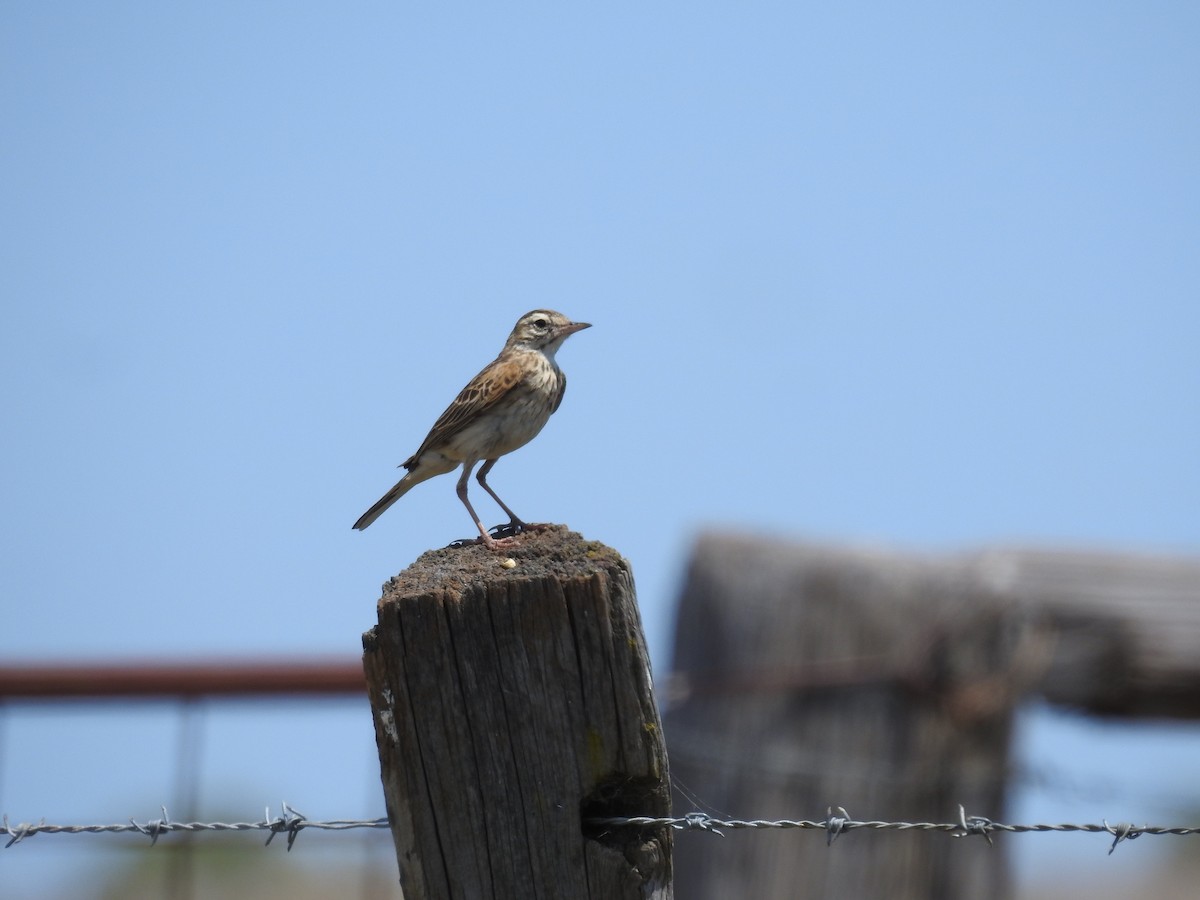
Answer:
[{"xmin": 403, "ymin": 354, "xmax": 526, "ymax": 467}]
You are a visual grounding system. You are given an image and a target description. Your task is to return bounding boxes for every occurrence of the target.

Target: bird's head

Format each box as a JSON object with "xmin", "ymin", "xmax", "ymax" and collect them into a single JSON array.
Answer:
[{"xmin": 506, "ymin": 309, "xmax": 591, "ymax": 356}]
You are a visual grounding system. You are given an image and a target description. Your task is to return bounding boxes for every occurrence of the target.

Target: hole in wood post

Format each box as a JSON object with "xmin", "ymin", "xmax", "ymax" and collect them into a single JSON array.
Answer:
[{"xmin": 580, "ymin": 773, "xmax": 663, "ymax": 845}]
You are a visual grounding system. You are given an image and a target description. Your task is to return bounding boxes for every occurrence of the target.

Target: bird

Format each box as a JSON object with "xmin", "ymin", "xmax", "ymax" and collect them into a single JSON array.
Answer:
[{"xmin": 353, "ymin": 309, "xmax": 591, "ymax": 549}]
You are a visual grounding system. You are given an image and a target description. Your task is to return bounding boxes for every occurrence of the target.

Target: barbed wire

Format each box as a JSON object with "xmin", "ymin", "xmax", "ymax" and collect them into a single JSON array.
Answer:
[
  {"xmin": 589, "ymin": 806, "xmax": 1200, "ymax": 855},
  {"xmin": 2, "ymin": 803, "xmax": 388, "ymax": 851},
  {"xmin": 6, "ymin": 803, "xmax": 1199, "ymax": 856}
]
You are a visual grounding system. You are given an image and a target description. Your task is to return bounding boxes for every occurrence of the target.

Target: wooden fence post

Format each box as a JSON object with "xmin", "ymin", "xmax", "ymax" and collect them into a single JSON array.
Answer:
[
  {"xmin": 665, "ymin": 533, "xmax": 1020, "ymax": 900},
  {"xmin": 362, "ymin": 526, "xmax": 672, "ymax": 899},
  {"xmin": 664, "ymin": 533, "xmax": 1200, "ymax": 899}
]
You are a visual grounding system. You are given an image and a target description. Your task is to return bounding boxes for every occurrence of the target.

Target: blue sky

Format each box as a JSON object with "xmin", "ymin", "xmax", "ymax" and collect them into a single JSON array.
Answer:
[{"xmin": 2, "ymin": 3, "xmax": 1199, "ymax": 895}]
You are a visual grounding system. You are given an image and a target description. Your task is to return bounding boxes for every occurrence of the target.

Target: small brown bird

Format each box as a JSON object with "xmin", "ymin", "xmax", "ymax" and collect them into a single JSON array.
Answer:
[{"xmin": 353, "ymin": 309, "xmax": 591, "ymax": 549}]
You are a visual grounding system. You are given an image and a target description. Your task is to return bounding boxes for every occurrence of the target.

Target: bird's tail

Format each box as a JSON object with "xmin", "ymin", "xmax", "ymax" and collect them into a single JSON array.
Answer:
[{"xmin": 352, "ymin": 475, "xmax": 416, "ymax": 530}]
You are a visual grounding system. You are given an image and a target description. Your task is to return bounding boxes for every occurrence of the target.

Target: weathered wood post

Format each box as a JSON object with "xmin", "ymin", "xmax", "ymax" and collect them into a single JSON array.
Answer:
[
  {"xmin": 664, "ymin": 532, "xmax": 1022, "ymax": 900},
  {"xmin": 664, "ymin": 532, "xmax": 1200, "ymax": 900},
  {"xmin": 362, "ymin": 526, "xmax": 672, "ymax": 899}
]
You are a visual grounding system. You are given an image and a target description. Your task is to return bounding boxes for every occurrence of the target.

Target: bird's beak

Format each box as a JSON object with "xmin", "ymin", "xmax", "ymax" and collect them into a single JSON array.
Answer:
[{"xmin": 561, "ymin": 321, "xmax": 591, "ymax": 336}]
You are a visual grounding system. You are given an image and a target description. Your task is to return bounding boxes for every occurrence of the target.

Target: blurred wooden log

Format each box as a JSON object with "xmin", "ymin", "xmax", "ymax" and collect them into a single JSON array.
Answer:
[
  {"xmin": 966, "ymin": 547, "xmax": 1200, "ymax": 717},
  {"xmin": 666, "ymin": 533, "xmax": 1024, "ymax": 900},
  {"xmin": 665, "ymin": 532, "xmax": 1200, "ymax": 900},
  {"xmin": 362, "ymin": 526, "xmax": 672, "ymax": 900}
]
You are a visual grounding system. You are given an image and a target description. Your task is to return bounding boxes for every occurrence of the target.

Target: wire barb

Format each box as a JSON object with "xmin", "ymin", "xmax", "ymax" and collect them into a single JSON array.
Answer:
[
  {"xmin": 4, "ymin": 815, "xmax": 42, "ymax": 848},
  {"xmin": 1102, "ymin": 819, "xmax": 1143, "ymax": 855},
  {"xmin": 954, "ymin": 804, "xmax": 996, "ymax": 846},
  {"xmin": 264, "ymin": 802, "xmax": 307, "ymax": 851},
  {"xmin": 129, "ymin": 806, "xmax": 172, "ymax": 846},
  {"xmin": 680, "ymin": 812, "xmax": 724, "ymax": 836},
  {"xmin": 824, "ymin": 806, "xmax": 851, "ymax": 846}
]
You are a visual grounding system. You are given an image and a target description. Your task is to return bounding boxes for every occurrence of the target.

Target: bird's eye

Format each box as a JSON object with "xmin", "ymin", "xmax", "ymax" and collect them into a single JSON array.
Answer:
[{"xmin": 533, "ymin": 318, "xmax": 548, "ymax": 329}]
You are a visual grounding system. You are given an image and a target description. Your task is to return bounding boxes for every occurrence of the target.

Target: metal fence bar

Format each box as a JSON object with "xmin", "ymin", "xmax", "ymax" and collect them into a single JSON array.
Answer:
[{"xmin": 0, "ymin": 660, "xmax": 367, "ymax": 699}]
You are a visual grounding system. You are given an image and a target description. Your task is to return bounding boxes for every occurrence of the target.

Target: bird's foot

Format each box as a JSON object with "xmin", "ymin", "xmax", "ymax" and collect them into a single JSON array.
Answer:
[
  {"xmin": 447, "ymin": 521, "xmax": 549, "ymax": 550},
  {"xmin": 488, "ymin": 519, "xmax": 550, "ymax": 540},
  {"xmin": 444, "ymin": 532, "xmax": 518, "ymax": 554},
  {"xmin": 482, "ymin": 535, "xmax": 519, "ymax": 551},
  {"xmin": 447, "ymin": 530, "xmax": 522, "ymax": 551},
  {"xmin": 491, "ymin": 520, "xmax": 556, "ymax": 538},
  {"xmin": 481, "ymin": 520, "xmax": 553, "ymax": 551}
]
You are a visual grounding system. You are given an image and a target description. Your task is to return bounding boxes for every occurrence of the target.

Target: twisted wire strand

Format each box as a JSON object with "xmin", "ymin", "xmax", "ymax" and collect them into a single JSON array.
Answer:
[
  {"xmin": 6, "ymin": 804, "xmax": 1198, "ymax": 856},
  {"xmin": 3, "ymin": 803, "xmax": 389, "ymax": 851},
  {"xmin": 586, "ymin": 805, "xmax": 1200, "ymax": 855}
]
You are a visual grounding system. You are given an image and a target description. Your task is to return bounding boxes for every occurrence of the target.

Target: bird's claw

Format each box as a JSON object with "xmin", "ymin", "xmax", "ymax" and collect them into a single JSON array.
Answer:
[
  {"xmin": 446, "ymin": 521, "xmax": 549, "ymax": 550},
  {"xmin": 446, "ymin": 529, "xmax": 521, "ymax": 550},
  {"xmin": 488, "ymin": 521, "xmax": 527, "ymax": 539}
]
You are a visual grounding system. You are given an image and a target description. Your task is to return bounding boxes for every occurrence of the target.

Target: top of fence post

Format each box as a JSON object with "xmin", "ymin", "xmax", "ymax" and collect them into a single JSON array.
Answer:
[{"xmin": 361, "ymin": 526, "xmax": 673, "ymax": 899}]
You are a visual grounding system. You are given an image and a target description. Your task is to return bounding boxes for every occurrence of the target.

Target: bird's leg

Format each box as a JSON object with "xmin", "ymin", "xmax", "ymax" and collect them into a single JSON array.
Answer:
[
  {"xmin": 476, "ymin": 459, "xmax": 535, "ymax": 538},
  {"xmin": 456, "ymin": 462, "xmax": 504, "ymax": 550},
  {"xmin": 472, "ymin": 460, "xmax": 525, "ymax": 540}
]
